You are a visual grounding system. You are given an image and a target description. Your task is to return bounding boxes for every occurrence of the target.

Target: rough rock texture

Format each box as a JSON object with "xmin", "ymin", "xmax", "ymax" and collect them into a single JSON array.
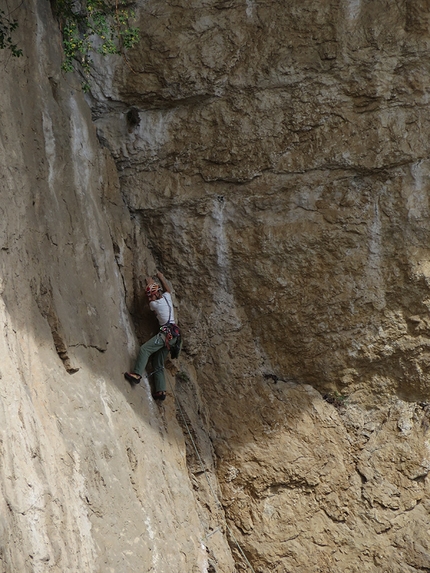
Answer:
[
  {"xmin": 92, "ymin": 0, "xmax": 430, "ymax": 398},
  {"xmin": 2, "ymin": 0, "xmax": 430, "ymax": 572},
  {"xmin": 90, "ymin": 0, "xmax": 430, "ymax": 571},
  {"xmin": 0, "ymin": 2, "xmax": 234, "ymax": 572}
]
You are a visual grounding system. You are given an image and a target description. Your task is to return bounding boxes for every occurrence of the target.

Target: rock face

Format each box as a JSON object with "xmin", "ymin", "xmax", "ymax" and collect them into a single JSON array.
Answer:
[
  {"xmin": 0, "ymin": 2, "xmax": 233, "ymax": 572},
  {"xmin": 1, "ymin": 0, "xmax": 430, "ymax": 572}
]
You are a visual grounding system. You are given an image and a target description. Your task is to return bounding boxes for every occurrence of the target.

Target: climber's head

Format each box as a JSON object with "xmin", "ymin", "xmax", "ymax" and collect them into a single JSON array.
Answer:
[{"xmin": 146, "ymin": 282, "xmax": 161, "ymax": 301}]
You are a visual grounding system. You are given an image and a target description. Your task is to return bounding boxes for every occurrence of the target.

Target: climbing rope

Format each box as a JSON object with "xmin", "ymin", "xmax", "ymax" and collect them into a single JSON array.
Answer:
[{"xmin": 166, "ymin": 376, "xmax": 257, "ymax": 573}]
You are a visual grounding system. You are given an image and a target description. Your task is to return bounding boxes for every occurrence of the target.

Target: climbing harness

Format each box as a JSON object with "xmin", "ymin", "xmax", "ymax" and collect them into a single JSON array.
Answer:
[
  {"xmin": 166, "ymin": 377, "xmax": 256, "ymax": 573},
  {"xmin": 160, "ymin": 323, "xmax": 180, "ymax": 349},
  {"xmin": 161, "ymin": 294, "xmax": 182, "ymax": 358}
]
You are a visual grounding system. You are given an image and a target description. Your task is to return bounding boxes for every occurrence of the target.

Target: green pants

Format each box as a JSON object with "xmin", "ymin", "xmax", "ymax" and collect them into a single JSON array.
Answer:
[{"xmin": 133, "ymin": 333, "xmax": 176, "ymax": 392}]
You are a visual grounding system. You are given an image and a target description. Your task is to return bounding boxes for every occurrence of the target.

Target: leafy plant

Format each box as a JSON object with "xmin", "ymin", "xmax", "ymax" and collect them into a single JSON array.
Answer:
[
  {"xmin": 0, "ymin": 8, "xmax": 23, "ymax": 57},
  {"xmin": 53, "ymin": 0, "xmax": 140, "ymax": 87}
]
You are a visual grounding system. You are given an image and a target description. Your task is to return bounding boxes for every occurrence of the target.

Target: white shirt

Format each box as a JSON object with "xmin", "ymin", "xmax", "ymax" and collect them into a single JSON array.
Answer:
[{"xmin": 149, "ymin": 293, "xmax": 175, "ymax": 326}]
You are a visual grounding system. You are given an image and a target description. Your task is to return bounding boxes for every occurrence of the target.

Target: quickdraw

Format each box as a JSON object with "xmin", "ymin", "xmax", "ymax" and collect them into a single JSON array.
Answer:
[{"xmin": 160, "ymin": 323, "xmax": 180, "ymax": 349}]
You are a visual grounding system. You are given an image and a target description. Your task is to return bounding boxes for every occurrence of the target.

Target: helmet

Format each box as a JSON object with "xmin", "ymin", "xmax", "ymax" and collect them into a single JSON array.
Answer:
[{"xmin": 146, "ymin": 283, "xmax": 161, "ymax": 297}]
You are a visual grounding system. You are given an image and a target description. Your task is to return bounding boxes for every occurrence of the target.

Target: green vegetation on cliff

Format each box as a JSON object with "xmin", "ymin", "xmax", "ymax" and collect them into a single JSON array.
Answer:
[
  {"xmin": 1, "ymin": 1, "xmax": 140, "ymax": 89},
  {"xmin": 0, "ymin": 8, "xmax": 22, "ymax": 57},
  {"xmin": 52, "ymin": 0, "xmax": 139, "ymax": 77}
]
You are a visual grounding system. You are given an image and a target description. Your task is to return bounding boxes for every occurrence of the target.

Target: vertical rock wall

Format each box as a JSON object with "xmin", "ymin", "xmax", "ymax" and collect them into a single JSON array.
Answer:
[
  {"xmin": 89, "ymin": 0, "xmax": 430, "ymax": 571},
  {"xmin": 0, "ymin": 2, "xmax": 234, "ymax": 572},
  {"xmin": 1, "ymin": 1, "xmax": 430, "ymax": 572}
]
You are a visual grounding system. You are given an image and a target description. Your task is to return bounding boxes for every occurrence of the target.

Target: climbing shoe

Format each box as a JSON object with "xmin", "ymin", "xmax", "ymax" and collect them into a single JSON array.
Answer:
[{"xmin": 124, "ymin": 372, "xmax": 142, "ymax": 384}]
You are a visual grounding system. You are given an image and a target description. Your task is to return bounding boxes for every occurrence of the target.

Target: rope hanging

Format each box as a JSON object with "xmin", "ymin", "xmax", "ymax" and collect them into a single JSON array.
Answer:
[{"xmin": 166, "ymin": 377, "xmax": 257, "ymax": 573}]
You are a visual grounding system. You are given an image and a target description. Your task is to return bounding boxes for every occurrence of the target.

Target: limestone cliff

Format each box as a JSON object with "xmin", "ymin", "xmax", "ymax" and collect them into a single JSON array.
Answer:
[
  {"xmin": 0, "ymin": 2, "xmax": 233, "ymax": 572},
  {"xmin": 1, "ymin": 1, "xmax": 430, "ymax": 572}
]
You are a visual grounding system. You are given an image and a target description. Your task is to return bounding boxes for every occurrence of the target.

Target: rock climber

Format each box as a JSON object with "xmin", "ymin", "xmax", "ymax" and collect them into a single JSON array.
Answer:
[{"xmin": 124, "ymin": 271, "xmax": 180, "ymax": 401}]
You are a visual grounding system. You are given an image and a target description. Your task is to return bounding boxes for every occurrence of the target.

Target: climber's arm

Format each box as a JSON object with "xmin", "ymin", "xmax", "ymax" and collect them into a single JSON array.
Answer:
[{"xmin": 156, "ymin": 271, "xmax": 171, "ymax": 293}]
